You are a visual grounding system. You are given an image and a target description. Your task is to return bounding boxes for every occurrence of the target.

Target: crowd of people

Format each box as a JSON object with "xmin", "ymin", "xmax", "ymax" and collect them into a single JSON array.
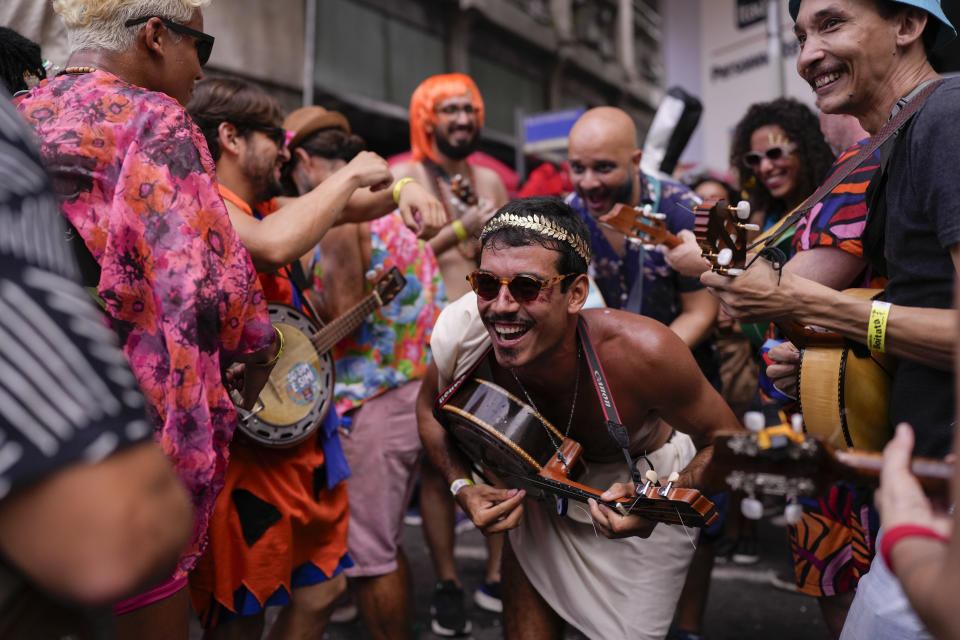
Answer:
[{"xmin": 0, "ymin": 0, "xmax": 959, "ymax": 639}]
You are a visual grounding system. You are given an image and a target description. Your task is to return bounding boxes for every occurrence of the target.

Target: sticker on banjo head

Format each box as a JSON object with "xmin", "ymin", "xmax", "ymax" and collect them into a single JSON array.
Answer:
[{"xmin": 285, "ymin": 362, "xmax": 321, "ymax": 406}]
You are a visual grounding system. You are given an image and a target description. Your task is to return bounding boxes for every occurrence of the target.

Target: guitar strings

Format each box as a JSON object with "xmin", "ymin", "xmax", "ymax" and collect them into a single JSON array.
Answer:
[
  {"xmin": 673, "ymin": 503, "xmax": 698, "ymax": 551},
  {"xmin": 570, "ymin": 503, "xmax": 601, "ymax": 538}
]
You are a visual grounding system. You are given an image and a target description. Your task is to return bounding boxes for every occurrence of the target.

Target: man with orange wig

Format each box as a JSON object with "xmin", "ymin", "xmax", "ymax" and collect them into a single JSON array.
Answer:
[{"xmin": 394, "ymin": 74, "xmax": 508, "ymax": 636}]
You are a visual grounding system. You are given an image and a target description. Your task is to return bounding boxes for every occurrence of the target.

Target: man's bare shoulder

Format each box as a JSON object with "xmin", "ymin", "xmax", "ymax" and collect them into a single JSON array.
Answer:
[
  {"xmin": 581, "ymin": 308, "xmax": 688, "ymax": 368},
  {"xmin": 472, "ymin": 165, "xmax": 508, "ymax": 204}
]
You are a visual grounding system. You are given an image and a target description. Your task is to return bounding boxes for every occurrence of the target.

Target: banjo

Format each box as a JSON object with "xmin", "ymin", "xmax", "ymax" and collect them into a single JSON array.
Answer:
[{"xmin": 235, "ymin": 267, "xmax": 406, "ymax": 447}]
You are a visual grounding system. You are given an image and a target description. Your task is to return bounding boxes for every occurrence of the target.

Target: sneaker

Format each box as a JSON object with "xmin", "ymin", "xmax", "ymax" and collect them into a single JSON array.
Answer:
[
  {"xmin": 731, "ymin": 538, "xmax": 759, "ymax": 565},
  {"xmin": 430, "ymin": 580, "xmax": 471, "ymax": 637},
  {"xmin": 404, "ymin": 505, "xmax": 422, "ymax": 527},
  {"xmin": 711, "ymin": 536, "xmax": 737, "ymax": 563},
  {"xmin": 473, "ymin": 581, "xmax": 502, "ymax": 613},
  {"xmin": 767, "ymin": 569, "xmax": 800, "ymax": 593},
  {"xmin": 453, "ymin": 509, "xmax": 475, "ymax": 535},
  {"xmin": 329, "ymin": 594, "xmax": 358, "ymax": 624}
]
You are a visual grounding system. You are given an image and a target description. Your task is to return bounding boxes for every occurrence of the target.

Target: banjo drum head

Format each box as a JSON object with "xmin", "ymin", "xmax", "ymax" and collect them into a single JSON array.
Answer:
[{"xmin": 241, "ymin": 304, "xmax": 335, "ymax": 447}]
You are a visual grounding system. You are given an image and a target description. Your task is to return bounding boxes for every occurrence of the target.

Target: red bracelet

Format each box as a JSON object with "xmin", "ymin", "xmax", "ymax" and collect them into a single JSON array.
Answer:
[{"xmin": 880, "ymin": 524, "xmax": 950, "ymax": 575}]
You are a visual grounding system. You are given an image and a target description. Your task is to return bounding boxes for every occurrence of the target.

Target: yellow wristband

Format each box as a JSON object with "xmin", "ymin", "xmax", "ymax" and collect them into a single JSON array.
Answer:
[
  {"xmin": 451, "ymin": 219, "xmax": 469, "ymax": 241},
  {"xmin": 868, "ymin": 300, "xmax": 891, "ymax": 353},
  {"xmin": 392, "ymin": 177, "xmax": 415, "ymax": 204},
  {"xmin": 255, "ymin": 325, "xmax": 284, "ymax": 368}
]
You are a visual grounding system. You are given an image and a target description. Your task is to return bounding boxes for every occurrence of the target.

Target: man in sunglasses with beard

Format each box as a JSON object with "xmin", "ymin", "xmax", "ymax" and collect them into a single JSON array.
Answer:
[
  {"xmin": 566, "ymin": 107, "xmax": 721, "ymax": 391},
  {"xmin": 419, "ymin": 197, "xmax": 741, "ymax": 640},
  {"xmin": 392, "ymin": 73, "xmax": 511, "ymax": 634}
]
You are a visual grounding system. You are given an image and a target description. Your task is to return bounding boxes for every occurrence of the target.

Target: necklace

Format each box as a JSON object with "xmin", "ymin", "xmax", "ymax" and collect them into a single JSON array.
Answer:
[
  {"xmin": 510, "ymin": 341, "xmax": 581, "ymax": 471},
  {"xmin": 61, "ymin": 66, "xmax": 97, "ymax": 75}
]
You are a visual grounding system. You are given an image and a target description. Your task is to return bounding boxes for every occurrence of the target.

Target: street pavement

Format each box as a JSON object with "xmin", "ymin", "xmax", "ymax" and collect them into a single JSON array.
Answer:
[{"xmin": 190, "ymin": 504, "xmax": 830, "ymax": 639}]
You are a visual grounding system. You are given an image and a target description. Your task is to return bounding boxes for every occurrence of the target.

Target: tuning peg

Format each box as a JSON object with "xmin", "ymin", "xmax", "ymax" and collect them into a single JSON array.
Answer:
[
  {"xmin": 639, "ymin": 204, "xmax": 652, "ymax": 215},
  {"xmin": 365, "ymin": 269, "xmax": 379, "ymax": 282},
  {"xmin": 726, "ymin": 268, "xmax": 744, "ymax": 276},
  {"xmin": 744, "ymin": 411, "xmax": 765, "ymax": 433},
  {"xmin": 739, "ymin": 223, "xmax": 760, "ymax": 231},
  {"xmin": 638, "ymin": 469, "xmax": 659, "ymax": 496},
  {"xmin": 784, "ymin": 502, "xmax": 803, "ymax": 525},
  {"xmin": 741, "ymin": 496, "xmax": 764, "ymax": 520},
  {"xmin": 658, "ymin": 471, "xmax": 680, "ymax": 497},
  {"xmin": 643, "ymin": 244, "xmax": 657, "ymax": 252},
  {"xmin": 733, "ymin": 200, "xmax": 751, "ymax": 220},
  {"xmin": 791, "ymin": 413, "xmax": 804, "ymax": 434},
  {"xmin": 716, "ymin": 248, "xmax": 733, "ymax": 266}
]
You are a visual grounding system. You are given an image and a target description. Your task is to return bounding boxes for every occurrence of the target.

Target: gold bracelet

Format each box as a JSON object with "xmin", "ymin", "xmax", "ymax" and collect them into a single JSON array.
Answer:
[
  {"xmin": 867, "ymin": 300, "xmax": 891, "ymax": 352},
  {"xmin": 451, "ymin": 219, "xmax": 469, "ymax": 241},
  {"xmin": 254, "ymin": 325, "xmax": 284, "ymax": 368},
  {"xmin": 392, "ymin": 177, "xmax": 415, "ymax": 204}
]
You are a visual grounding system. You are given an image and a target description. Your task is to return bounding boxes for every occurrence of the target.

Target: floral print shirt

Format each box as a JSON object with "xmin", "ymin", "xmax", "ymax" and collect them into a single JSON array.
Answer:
[
  {"xmin": 313, "ymin": 212, "xmax": 446, "ymax": 415},
  {"xmin": 16, "ymin": 71, "xmax": 273, "ymax": 577},
  {"xmin": 566, "ymin": 173, "xmax": 704, "ymax": 322}
]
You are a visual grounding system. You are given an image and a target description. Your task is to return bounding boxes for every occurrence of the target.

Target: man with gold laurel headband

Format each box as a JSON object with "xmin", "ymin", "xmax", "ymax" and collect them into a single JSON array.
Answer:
[{"xmin": 418, "ymin": 196, "xmax": 741, "ymax": 639}]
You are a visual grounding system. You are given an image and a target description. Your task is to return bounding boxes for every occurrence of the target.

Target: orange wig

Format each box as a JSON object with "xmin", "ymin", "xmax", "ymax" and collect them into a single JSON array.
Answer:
[{"xmin": 409, "ymin": 73, "xmax": 485, "ymax": 163}]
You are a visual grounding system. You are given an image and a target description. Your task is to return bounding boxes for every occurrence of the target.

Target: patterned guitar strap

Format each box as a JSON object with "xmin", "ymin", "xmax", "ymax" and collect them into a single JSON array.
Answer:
[{"xmin": 577, "ymin": 317, "xmax": 645, "ymax": 487}]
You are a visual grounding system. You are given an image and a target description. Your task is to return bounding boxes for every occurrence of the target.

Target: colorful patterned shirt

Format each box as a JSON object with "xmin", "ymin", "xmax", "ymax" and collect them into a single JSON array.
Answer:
[
  {"xmin": 793, "ymin": 139, "xmax": 883, "ymax": 287},
  {"xmin": 314, "ymin": 212, "xmax": 446, "ymax": 415},
  {"xmin": 16, "ymin": 71, "xmax": 274, "ymax": 577},
  {"xmin": 567, "ymin": 174, "xmax": 703, "ymax": 320}
]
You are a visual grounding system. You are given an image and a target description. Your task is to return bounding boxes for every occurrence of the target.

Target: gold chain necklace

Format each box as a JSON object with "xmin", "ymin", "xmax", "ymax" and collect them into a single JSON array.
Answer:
[{"xmin": 510, "ymin": 342, "xmax": 581, "ymax": 472}]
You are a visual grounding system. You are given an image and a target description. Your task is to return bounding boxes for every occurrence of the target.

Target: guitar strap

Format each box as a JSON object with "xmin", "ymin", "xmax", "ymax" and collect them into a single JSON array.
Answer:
[
  {"xmin": 577, "ymin": 317, "xmax": 643, "ymax": 485},
  {"xmin": 750, "ymin": 78, "xmax": 944, "ymax": 252}
]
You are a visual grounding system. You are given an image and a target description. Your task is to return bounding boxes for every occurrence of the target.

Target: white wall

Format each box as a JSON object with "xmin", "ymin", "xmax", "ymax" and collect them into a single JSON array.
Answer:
[
  {"xmin": 661, "ymin": 0, "xmax": 704, "ymax": 169},
  {"xmin": 203, "ymin": 0, "xmax": 305, "ymax": 90},
  {"xmin": 697, "ymin": 0, "xmax": 818, "ymax": 172}
]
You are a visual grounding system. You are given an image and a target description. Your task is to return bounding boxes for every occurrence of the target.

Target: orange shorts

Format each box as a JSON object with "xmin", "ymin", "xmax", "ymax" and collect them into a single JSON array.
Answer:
[{"xmin": 188, "ymin": 429, "xmax": 349, "ymax": 626}]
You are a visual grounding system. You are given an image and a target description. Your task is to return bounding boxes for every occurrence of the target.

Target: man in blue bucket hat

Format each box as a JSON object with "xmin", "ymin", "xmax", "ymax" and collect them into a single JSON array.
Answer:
[
  {"xmin": 789, "ymin": 0, "xmax": 956, "ymax": 50},
  {"xmin": 700, "ymin": 2, "xmax": 957, "ymax": 637}
]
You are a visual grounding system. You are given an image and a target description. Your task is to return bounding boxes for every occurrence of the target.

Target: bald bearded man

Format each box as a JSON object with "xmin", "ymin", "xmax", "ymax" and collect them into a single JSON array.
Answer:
[{"xmin": 565, "ymin": 107, "xmax": 720, "ymax": 386}]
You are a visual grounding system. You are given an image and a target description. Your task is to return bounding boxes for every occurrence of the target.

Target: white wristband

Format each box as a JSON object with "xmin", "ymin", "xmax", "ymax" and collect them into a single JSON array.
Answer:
[{"xmin": 449, "ymin": 478, "xmax": 475, "ymax": 497}]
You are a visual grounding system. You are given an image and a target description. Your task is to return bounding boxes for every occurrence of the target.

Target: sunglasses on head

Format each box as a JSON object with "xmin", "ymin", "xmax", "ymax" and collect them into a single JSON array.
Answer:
[
  {"xmin": 125, "ymin": 16, "xmax": 215, "ymax": 66},
  {"xmin": 467, "ymin": 270, "xmax": 577, "ymax": 303},
  {"xmin": 742, "ymin": 144, "xmax": 795, "ymax": 168}
]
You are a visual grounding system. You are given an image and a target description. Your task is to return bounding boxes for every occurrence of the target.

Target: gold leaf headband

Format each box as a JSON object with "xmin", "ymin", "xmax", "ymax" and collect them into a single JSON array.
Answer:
[{"xmin": 480, "ymin": 213, "xmax": 591, "ymax": 264}]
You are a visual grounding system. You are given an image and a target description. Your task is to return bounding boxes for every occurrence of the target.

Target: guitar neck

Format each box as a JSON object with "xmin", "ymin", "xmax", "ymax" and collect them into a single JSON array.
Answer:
[
  {"xmin": 507, "ymin": 470, "xmax": 712, "ymax": 526},
  {"xmin": 312, "ymin": 293, "xmax": 382, "ymax": 353},
  {"xmin": 775, "ymin": 318, "xmax": 845, "ymax": 348},
  {"xmin": 835, "ymin": 450, "xmax": 953, "ymax": 496}
]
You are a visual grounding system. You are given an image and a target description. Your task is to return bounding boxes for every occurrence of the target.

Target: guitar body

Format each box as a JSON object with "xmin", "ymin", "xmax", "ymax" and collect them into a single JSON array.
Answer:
[
  {"xmin": 438, "ymin": 375, "xmax": 717, "ymax": 527},
  {"xmin": 237, "ymin": 304, "xmax": 335, "ymax": 447},
  {"xmin": 792, "ymin": 289, "xmax": 896, "ymax": 452}
]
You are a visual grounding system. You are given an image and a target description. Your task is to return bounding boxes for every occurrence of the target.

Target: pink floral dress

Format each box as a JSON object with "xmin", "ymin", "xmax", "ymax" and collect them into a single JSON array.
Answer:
[{"xmin": 16, "ymin": 71, "xmax": 273, "ymax": 576}]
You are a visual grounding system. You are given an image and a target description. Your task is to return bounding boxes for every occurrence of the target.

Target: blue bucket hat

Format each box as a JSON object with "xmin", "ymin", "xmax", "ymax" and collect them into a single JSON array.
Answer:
[{"xmin": 788, "ymin": 0, "xmax": 957, "ymax": 50}]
